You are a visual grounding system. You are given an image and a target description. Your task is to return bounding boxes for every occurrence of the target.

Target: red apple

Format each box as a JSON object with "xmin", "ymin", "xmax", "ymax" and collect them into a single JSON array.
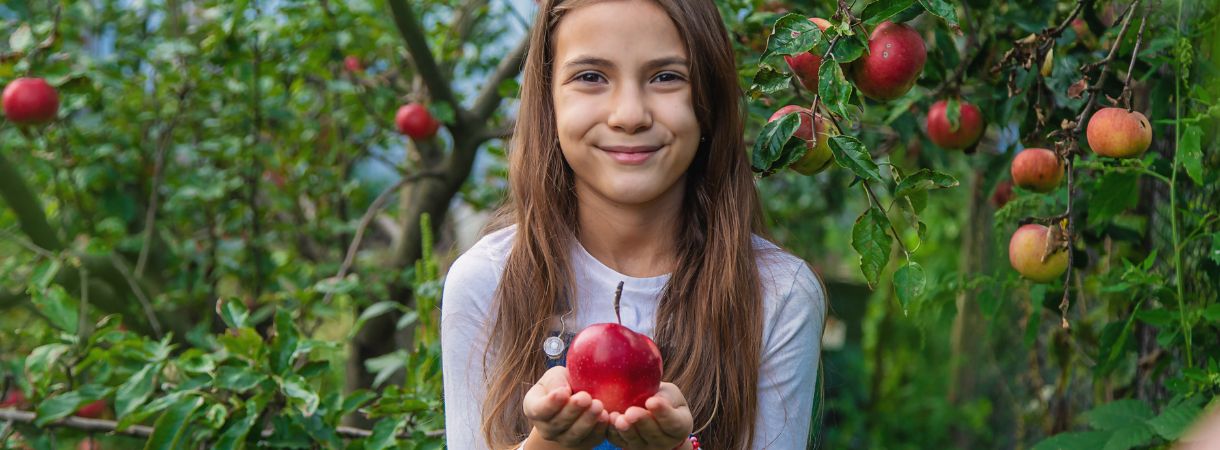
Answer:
[
  {"xmin": 926, "ymin": 99, "xmax": 984, "ymax": 150},
  {"xmin": 395, "ymin": 103, "xmax": 440, "ymax": 139},
  {"xmin": 1086, "ymin": 107, "xmax": 1152, "ymax": 158},
  {"xmin": 2, "ymin": 77, "xmax": 59, "ymax": 124},
  {"xmin": 344, "ymin": 55, "xmax": 364, "ymax": 73},
  {"xmin": 567, "ymin": 322, "xmax": 663, "ymax": 414},
  {"xmin": 851, "ymin": 21, "xmax": 926, "ymax": 101},
  {"xmin": 991, "ymin": 179, "xmax": 1015, "ymax": 209},
  {"xmin": 1009, "ymin": 224, "xmax": 1068, "ymax": 283},
  {"xmin": 1010, "ymin": 148, "xmax": 1063, "ymax": 193},
  {"xmin": 1, "ymin": 389, "xmax": 25, "ymax": 408},
  {"xmin": 75, "ymin": 400, "xmax": 106, "ymax": 418},
  {"xmin": 783, "ymin": 18, "xmax": 833, "ymax": 93},
  {"xmin": 768, "ymin": 105, "xmax": 838, "ymax": 175}
]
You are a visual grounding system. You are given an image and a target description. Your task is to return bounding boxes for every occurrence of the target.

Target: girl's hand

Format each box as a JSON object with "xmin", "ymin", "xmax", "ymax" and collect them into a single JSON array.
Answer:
[
  {"xmin": 605, "ymin": 382, "xmax": 694, "ymax": 450},
  {"xmin": 522, "ymin": 366, "xmax": 611, "ymax": 449}
]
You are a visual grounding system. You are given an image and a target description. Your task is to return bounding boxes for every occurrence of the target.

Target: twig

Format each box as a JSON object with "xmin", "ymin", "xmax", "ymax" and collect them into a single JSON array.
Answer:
[
  {"xmin": 0, "ymin": 409, "xmax": 444, "ymax": 440},
  {"xmin": 1120, "ymin": 13, "xmax": 1148, "ymax": 110},
  {"xmin": 135, "ymin": 84, "xmax": 192, "ymax": 277},
  {"xmin": 319, "ymin": 171, "xmax": 446, "ymax": 307},
  {"xmin": 109, "ymin": 254, "xmax": 163, "ymax": 338}
]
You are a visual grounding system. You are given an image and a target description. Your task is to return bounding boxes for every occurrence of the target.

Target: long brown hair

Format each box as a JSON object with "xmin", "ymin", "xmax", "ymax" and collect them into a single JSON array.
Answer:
[{"xmin": 479, "ymin": 0, "xmax": 768, "ymax": 447}]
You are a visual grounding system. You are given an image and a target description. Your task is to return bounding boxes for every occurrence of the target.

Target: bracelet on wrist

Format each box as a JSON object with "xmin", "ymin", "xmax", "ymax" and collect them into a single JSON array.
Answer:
[{"xmin": 672, "ymin": 434, "xmax": 699, "ymax": 450}]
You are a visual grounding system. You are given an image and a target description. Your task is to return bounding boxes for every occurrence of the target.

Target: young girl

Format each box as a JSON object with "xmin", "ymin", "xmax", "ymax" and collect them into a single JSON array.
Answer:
[{"xmin": 440, "ymin": 0, "xmax": 827, "ymax": 448}]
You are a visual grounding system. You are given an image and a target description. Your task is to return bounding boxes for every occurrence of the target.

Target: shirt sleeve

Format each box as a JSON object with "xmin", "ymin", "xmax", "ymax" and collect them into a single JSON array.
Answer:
[
  {"xmin": 752, "ymin": 261, "xmax": 827, "ymax": 449},
  {"xmin": 441, "ymin": 248, "xmax": 502, "ymax": 450}
]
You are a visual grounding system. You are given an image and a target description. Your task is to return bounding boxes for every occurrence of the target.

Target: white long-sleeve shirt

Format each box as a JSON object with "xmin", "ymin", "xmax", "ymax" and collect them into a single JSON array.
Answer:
[{"xmin": 440, "ymin": 225, "xmax": 827, "ymax": 449}]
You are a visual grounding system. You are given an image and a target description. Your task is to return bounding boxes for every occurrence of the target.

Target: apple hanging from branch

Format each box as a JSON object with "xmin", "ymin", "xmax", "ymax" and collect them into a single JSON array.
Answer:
[
  {"xmin": 1010, "ymin": 148, "xmax": 1064, "ymax": 193},
  {"xmin": 567, "ymin": 282, "xmax": 663, "ymax": 415},
  {"xmin": 768, "ymin": 105, "xmax": 839, "ymax": 175},
  {"xmin": 395, "ymin": 103, "xmax": 441, "ymax": 139},
  {"xmin": 926, "ymin": 99, "xmax": 984, "ymax": 151},
  {"xmin": 850, "ymin": 21, "xmax": 926, "ymax": 101},
  {"xmin": 2, "ymin": 77, "xmax": 60, "ymax": 124},
  {"xmin": 1009, "ymin": 224, "xmax": 1069, "ymax": 283},
  {"xmin": 783, "ymin": 17, "xmax": 832, "ymax": 93},
  {"xmin": 1086, "ymin": 107, "xmax": 1152, "ymax": 158}
]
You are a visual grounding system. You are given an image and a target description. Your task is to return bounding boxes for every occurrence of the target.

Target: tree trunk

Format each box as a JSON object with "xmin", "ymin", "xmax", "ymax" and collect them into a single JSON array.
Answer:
[{"xmin": 949, "ymin": 168, "xmax": 992, "ymax": 447}]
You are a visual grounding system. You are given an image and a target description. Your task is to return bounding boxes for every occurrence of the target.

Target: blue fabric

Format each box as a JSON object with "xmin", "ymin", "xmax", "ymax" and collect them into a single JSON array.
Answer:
[{"xmin": 593, "ymin": 441, "xmax": 620, "ymax": 449}]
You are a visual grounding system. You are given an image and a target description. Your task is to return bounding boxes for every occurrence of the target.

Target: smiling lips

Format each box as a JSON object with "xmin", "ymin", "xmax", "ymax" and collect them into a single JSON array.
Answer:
[{"xmin": 600, "ymin": 145, "xmax": 661, "ymax": 165}]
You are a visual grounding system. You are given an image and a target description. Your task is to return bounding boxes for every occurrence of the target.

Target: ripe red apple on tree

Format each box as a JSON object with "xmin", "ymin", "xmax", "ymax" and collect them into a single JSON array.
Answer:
[
  {"xmin": 851, "ymin": 21, "xmax": 926, "ymax": 101},
  {"xmin": 1086, "ymin": 107, "xmax": 1152, "ymax": 158},
  {"xmin": 768, "ymin": 105, "xmax": 839, "ymax": 175},
  {"xmin": 1, "ymin": 389, "xmax": 26, "ymax": 408},
  {"xmin": 2, "ymin": 77, "xmax": 60, "ymax": 124},
  {"xmin": 783, "ymin": 18, "xmax": 832, "ymax": 93},
  {"xmin": 344, "ymin": 55, "xmax": 364, "ymax": 73},
  {"xmin": 1010, "ymin": 148, "xmax": 1063, "ymax": 193},
  {"xmin": 567, "ymin": 283, "xmax": 663, "ymax": 414},
  {"xmin": 991, "ymin": 179, "xmax": 1015, "ymax": 209},
  {"xmin": 1009, "ymin": 224, "xmax": 1069, "ymax": 283},
  {"xmin": 926, "ymin": 99, "xmax": 984, "ymax": 151},
  {"xmin": 395, "ymin": 103, "xmax": 441, "ymax": 139},
  {"xmin": 75, "ymin": 400, "xmax": 107, "ymax": 419}
]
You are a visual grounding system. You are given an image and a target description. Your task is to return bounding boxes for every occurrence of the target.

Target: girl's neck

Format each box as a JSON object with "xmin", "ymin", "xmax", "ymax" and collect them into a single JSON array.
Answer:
[{"xmin": 574, "ymin": 179, "xmax": 685, "ymax": 279}]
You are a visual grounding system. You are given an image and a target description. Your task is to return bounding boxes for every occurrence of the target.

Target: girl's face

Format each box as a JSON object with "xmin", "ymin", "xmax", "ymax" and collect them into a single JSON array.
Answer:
[{"xmin": 551, "ymin": 0, "xmax": 700, "ymax": 207}]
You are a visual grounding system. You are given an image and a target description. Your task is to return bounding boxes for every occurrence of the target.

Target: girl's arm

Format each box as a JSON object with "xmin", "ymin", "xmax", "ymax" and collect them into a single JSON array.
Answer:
[
  {"xmin": 753, "ymin": 262, "xmax": 827, "ymax": 449},
  {"xmin": 441, "ymin": 249, "xmax": 501, "ymax": 450}
]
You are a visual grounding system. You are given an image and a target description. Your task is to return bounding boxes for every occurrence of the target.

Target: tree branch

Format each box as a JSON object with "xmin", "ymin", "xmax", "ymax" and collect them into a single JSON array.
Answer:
[
  {"xmin": 0, "ymin": 151, "xmax": 63, "ymax": 252},
  {"xmin": 471, "ymin": 35, "xmax": 530, "ymax": 122},
  {"xmin": 136, "ymin": 84, "xmax": 192, "ymax": 277},
  {"xmin": 386, "ymin": 0, "xmax": 461, "ymax": 121}
]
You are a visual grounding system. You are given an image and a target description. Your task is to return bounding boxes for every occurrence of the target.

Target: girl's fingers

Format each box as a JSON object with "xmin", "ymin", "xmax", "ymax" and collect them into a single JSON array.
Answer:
[
  {"xmin": 538, "ymin": 391, "xmax": 592, "ymax": 438},
  {"xmin": 612, "ymin": 407, "xmax": 648, "ymax": 445},
  {"xmin": 523, "ymin": 385, "xmax": 569, "ymax": 422},
  {"xmin": 556, "ymin": 398, "xmax": 605, "ymax": 444},
  {"xmin": 646, "ymin": 395, "xmax": 694, "ymax": 438},
  {"xmin": 622, "ymin": 406, "xmax": 674, "ymax": 443}
]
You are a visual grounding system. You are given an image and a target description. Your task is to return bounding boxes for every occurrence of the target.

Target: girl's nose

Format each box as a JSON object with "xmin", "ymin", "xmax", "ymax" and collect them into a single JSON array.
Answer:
[{"xmin": 606, "ymin": 84, "xmax": 652, "ymax": 134}]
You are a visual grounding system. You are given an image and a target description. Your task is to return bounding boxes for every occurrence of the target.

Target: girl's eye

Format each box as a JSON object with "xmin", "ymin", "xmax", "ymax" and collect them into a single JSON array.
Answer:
[
  {"xmin": 576, "ymin": 72, "xmax": 606, "ymax": 83},
  {"xmin": 653, "ymin": 72, "xmax": 685, "ymax": 83}
]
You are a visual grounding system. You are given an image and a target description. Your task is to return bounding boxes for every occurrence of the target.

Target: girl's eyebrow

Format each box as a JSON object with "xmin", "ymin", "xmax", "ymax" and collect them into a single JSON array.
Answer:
[{"xmin": 560, "ymin": 55, "xmax": 690, "ymax": 72}]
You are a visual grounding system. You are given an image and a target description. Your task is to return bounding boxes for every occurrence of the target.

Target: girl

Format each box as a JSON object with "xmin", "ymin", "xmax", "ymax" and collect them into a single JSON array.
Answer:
[{"xmin": 440, "ymin": 0, "xmax": 827, "ymax": 448}]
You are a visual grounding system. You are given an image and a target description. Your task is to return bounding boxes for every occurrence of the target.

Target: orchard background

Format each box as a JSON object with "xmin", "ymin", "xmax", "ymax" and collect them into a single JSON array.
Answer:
[{"xmin": 1, "ymin": 0, "xmax": 1217, "ymax": 448}]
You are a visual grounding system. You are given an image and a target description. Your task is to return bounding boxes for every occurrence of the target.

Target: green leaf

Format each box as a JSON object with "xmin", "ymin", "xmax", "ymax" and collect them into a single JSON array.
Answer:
[
  {"xmin": 818, "ymin": 60, "xmax": 853, "ymax": 118},
  {"xmin": 1204, "ymin": 303, "xmax": 1220, "ymax": 323},
  {"xmin": 176, "ymin": 349, "xmax": 216, "ymax": 374},
  {"xmin": 353, "ymin": 301, "xmax": 404, "ymax": 334},
  {"xmin": 891, "ymin": 3, "xmax": 927, "ymax": 23},
  {"xmin": 827, "ymin": 32, "xmax": 870, "ymax": 63},
  {"xmin": 861, "ymin": 0, "xmax": 918, "ymax": 25},
  {"xmin": 1103, "ymin": 427, "xmax": 1154, "ymax": 450},
  {"xmin": 496, "ymin": 78, "xmax": 520, "ymax": 99},
  {"xmin": 1212, "ymin": 232, "xmax": 1220, "ymax": 265},
  {"xmin": 116, "ymin": 363, "xmax": 160, "ymax": 420},
  {"xmin": 1180, "ymin": 125, "xmax": 1203, "ymax": 186},
  {"xmin": 894, "ymin": 169, "xmax": 959, "ymax": 198},
  {"xmin": 946, "ymin": 97, "xmax": 961, "ymax": 132},
  {"xmin": 215, "ymin": 365, "xmax": 268, "ymax": 393},
  {"xmin": 216, "ymin": 297, "xmax": 249, "ymax": 329},
  {"xmin": 1031, "ymin": 431, "xmax": 1111, "ymax": 450},
  {"xmin": 828, "ymin": 135, "xmax": 881, "ymax": 181},
  {"xmin": 749, "ymin": 65, "xmax": 793, "ymax": 95},
  {"xmin": 9, "ymin": 23, "xmax": 34, "ymax": 52},
  {"xmin": 214, "ymin": 402, "xmax": 260, "ymax": 450},
  {"xmin": 143, "ymin": 395, "xmax": 204, "ymax": 450},
  {"xmin": 1146, "ymin": 396, "xmax": 1205, "ymax": 440},
  {"xmin": 751, "ymin": 112, "xmax": 804, "ymax": 175},
  {"xmin": 31, "ymin": 284, "xmax": 78, "ymax": 333},
  {"xmin": 364, "ymin": 418, "xmax": 405, "ymax": 450},
  {"xmin": 852, "ymin": 206, "xmax": 893, "ymax": 288},
  {"xmin": 342, "ymin": 390, "xmax": 378, "ymax": 417},
  {"xmin": 280, "ymin": 375, "xmax": 320, "ymax": 416},
  {"xmin": 1085, "ymin": 399, "xmax": 1154, "ymax": 431},
  {"xmin": 34, "ymin": 385, "xmax": 111, "ymax": 426},
  {"xmin": 271, "ymin": 308, "xmax": 301, "ymax": 375},
  {"xmin": 217, "ymin": 327, "xmax": 264, "ymax": 363},
  {"xmin": 765, "ymin": 13, "xmax": 823, "ymax": 58},
  {"xmin": 894, "ymin": 261, "xmax": 925, "ymax": 313},
  {"xmin": 24, "ymin": 343, "xmax": 71, "ymax": 382},
  {"xmin": 1086, "ymin": 172, "xmax": 1140, "ymax": 227},
  {"xmin": 918, "ymin": 0, "xmax": 960, "ymax": 29},
  {"xmin": 31, "ymin": 259, "xmax": 62, "ymax": 290}
]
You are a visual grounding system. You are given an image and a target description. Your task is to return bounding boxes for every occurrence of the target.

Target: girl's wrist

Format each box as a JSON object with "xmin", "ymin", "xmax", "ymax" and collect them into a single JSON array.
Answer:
[{"xmin": 672, "ymin": 435, "xmax": 699, "ymax": 450}]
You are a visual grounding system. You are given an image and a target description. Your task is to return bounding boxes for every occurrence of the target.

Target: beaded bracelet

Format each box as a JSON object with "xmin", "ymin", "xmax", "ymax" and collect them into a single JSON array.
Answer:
[{"xmin": 673, "ymin": 434, "xmax": 700, "ymax": 450}]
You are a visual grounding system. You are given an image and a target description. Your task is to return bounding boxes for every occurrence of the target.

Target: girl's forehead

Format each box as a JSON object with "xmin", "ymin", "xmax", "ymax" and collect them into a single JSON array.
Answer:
[{"xmin": 551, "ymin": 0, "xmax": 688, "ymax": 65}]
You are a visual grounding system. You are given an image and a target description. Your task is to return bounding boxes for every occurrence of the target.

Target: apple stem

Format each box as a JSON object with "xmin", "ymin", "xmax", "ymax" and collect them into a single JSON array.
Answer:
[{"xmin": 614, "ymin": 281, "xmax": 624, "ymax": 325}]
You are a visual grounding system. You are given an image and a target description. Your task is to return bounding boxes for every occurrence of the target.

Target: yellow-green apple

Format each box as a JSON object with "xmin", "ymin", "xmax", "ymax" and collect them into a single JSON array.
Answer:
[
  {"xmin": 926, "ymin": 99, "xmax": 984, "ymax": 150},
  {"xmin": 851, "ymin": 21, "xmax": 926, "ymax": 101},
  {"xmin": 1010, "ymin": 148, "xmax": 1063, "ymax": 193},
  {"xmin": 1009, "ymin": 224, "xmax": 1069, "ymax": 283},
  {"xmin": 783, "ymin": 18, "xmax": 833, "ymax": 92},
  {"xmin": 1086, "ymin": 107, "xmax": 1152, "ymax": 158},
  {"xmin": 768, "ymin": 105, "xmax": 839, "ymax": 175},
  {"xmin": 2, "ymin": 77, "xmax": 59, "ymax": 124}
]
